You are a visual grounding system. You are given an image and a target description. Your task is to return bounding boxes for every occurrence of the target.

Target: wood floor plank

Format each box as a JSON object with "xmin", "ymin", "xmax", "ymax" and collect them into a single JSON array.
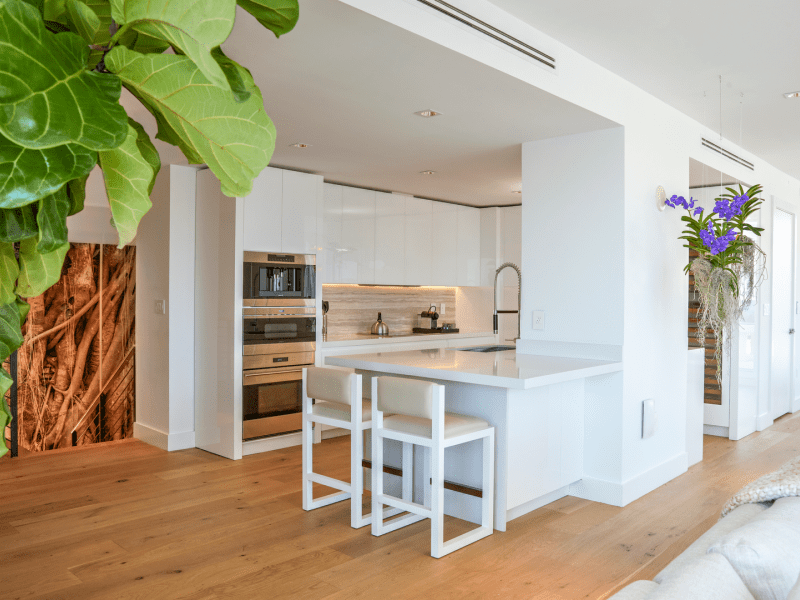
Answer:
[{"xmin": 4, "ymin": 420, "xmax": 800, "ymax": 599}]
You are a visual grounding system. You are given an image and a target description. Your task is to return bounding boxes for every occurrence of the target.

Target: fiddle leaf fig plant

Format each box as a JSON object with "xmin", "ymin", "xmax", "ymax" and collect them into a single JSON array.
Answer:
[{"xmin": 0, "ymin": 0, "xmax": 298, "ymax": 456}]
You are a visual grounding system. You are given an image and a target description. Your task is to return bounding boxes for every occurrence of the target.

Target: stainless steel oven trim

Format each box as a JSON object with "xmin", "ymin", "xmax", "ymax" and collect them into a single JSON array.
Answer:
[
  {"xmin": 243, "ymin": 341, "xmax": 315, "ymax": 355},
  {"xmin": 242, "ymin": 351, "xmax": 314, "ymax": 370},
  {"xmin": 243, "ymin": 307, "xmax": 316, "ymax": 316},
  {"xmin": 243, "ymin": 251, "xmax": 316, "ymax": 266},
  {"xmin": 242, "ymin": 368, "xmax": 304, "ymax": 385},
  {"xmin": 243, "ymin": 299, "xmax": 316, "ymax": 308}
]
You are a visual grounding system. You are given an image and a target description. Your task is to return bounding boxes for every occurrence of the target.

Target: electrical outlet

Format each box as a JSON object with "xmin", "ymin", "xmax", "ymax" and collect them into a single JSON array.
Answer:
[
  {"xmin": 532, "ymin": 310, "xmax": 545, "ymax": 330},
  {"xmin": 155, "ymin": 299, "xmax": 166, "ymax": 315},
  {"xmin": 440, "ymin": 303, "xmax": 446, "ymax": 315}
]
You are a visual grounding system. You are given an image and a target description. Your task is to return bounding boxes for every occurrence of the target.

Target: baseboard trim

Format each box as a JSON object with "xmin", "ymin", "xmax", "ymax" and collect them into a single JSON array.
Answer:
[
  {"xmin": 507, "ymin": 485, "xmax": 571, "ymax": 522},
  {"xmin": 570, "ymin": 453, "xmax": 688, "ymax": 507},
  {"xmin": 133, "ymin": 423, "xmax": 195, "ymax": 452},
  {"xmin": 704, "ymin": 424, "xmax": 730, "ymax": 437}
]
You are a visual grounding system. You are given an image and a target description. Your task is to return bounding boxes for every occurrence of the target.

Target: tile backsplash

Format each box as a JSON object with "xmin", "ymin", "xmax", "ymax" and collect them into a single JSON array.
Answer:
[{"xmin": 323, "ymin": 285, "xmax": 457, "ymax": 336}]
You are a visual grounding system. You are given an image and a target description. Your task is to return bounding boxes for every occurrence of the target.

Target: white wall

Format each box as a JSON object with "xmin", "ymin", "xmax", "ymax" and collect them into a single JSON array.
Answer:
[{"xmin": 340, "ymin": 0, "xmax": 800, "ymax": 506}]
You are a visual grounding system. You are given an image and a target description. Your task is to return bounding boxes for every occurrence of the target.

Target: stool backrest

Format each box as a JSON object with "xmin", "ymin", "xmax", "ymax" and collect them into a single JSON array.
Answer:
[
  {"xmin": 306, "ymin": 367, "xmax": 355, "ymax": 405},
  {"xmin": 377, "ymin": 376, "xmax": 437, "ymax": 420}
]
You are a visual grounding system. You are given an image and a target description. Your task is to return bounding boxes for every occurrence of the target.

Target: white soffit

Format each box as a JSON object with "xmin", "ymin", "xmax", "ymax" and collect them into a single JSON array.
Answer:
[
  {"xmin": 490, "ymin": 0, "xmax": 800, "ymax": 183},
  {"xmin": 222, "ymin": 0, "xmax": 616, "ymax": 207}
]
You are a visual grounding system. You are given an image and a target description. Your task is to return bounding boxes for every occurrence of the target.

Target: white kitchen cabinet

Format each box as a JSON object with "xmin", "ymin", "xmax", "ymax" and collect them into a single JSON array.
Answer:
[
  {"xmin": 404, "ymin": 197, "xmax": 432, "ymax": 285},
  {"xmin": 341, "ymin": 186, "xmax": 375, "ymax": 283},
  {"xmin": 457, "ymin": 206, "xmax": 480, "ymax": 286},
  {"xmin": 282, "ymin": 170, "xmax": 322, "ymax": 255},
  {"xmin": 431, "ymin": 202, "xmax": 458, "ymax": 286},
  {"xmin": 374, "ymin": 192, "xmax": 405, "ymax": 284},
  {"xmin": 322, "ymin": 184, "xmax": 343, "ymax": 283},
  {"xmin": 242, "ymin": 166, "xmax": 282, "ymax": 253}
]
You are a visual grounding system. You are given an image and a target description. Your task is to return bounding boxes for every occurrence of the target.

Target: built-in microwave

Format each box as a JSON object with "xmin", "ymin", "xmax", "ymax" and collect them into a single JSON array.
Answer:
[{"xmin": 243, "ymin": 252, "xmax": 315, "ymax": 300}]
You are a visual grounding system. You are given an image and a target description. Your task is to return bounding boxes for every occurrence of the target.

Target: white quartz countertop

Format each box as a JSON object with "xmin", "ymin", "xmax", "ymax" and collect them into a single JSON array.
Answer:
[
  {"xmin": 325, "ymin": 347, "xmax": 623, "ymax": 389},
  {"xmin": 321, "ymin": 331, "xmax": 496, "ymax": 348}
]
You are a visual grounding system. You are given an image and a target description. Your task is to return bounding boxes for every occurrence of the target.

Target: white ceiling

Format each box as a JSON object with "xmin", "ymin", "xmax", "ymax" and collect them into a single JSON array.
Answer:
[
  {"xmin": 490, "ymin": 0, "xmax": 800, "ymax": 182},
  {"xmin": 222, "ymin": 0, "xmax": 616, "ymax": 206}
]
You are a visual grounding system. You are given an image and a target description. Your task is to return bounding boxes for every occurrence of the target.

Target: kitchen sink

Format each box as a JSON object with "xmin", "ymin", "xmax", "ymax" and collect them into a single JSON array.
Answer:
[{"xmin": 457, "ymin": 345, "xmax": 516, "ymax": 353}]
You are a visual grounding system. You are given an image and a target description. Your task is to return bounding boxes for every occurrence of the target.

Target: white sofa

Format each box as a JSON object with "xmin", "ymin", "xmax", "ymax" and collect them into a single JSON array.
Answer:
[{"xmin": 610, "ymin": 497, "xmax": 800, "ymax": 600}]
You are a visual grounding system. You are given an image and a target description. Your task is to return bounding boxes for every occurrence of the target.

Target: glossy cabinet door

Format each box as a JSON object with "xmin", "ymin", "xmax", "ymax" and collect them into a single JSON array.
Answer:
[
  {"xmin": 404, "ymin": 197, "xmax": 432, "ymax": 285},
  {"xmin": 374, "ymin": 192, "xmax": 405, "ymax": 284},
  {"xmin": 322, "ymin": 183, "xmax": 343, "ymax": 283},
  {"xmin": 242, "ymin": 166, "xmax": 282, "ymax": 252},
  {"xmin": 281, "ymin": 170, "xmax": 321, "ymax": 254},
  {"xmin": 457, "ymin": 206, "xmax": 480, "ymax": 286},
  {"xmin": 431, "ymin": 202, "xmax": 458, "ymax": 286},
  {"xmin": 341, "ymin": 186, "xmax": 375, "ymax": 283}
]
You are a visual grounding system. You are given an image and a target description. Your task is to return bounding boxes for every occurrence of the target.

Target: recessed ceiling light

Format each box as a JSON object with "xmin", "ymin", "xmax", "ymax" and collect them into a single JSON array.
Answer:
[
  {"xmin": 414, "ymin": 110, "xmax": 442, "ymax": 118},
  {"xmin": 420, "ymin": 170, "xmax": 436, "ymax": 175},
  {"xmin": 290, "ymin": 142, "xmax": 311, "ymax": 148},
  {"xmin": 783, "ymin": 91, "xmax": 800, "ymax": 99}
]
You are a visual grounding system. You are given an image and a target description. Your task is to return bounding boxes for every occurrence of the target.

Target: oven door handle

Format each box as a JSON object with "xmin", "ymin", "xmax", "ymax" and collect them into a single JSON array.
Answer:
[{"xmin": 243, "ymin": 367, "xmax": 305, "ymax": 385}]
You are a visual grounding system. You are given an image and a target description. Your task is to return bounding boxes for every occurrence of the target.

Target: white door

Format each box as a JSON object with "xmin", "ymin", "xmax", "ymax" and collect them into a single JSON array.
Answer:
[{"xmin": 771, "ymin": 206, "xmax": 796, "ymax": 419}]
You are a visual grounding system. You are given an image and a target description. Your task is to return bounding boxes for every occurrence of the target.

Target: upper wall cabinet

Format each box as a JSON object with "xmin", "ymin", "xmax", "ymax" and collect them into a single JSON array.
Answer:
[
  {"xmin": 242, "ymin": 167, "xmax": 282, "ymax": 253},
  {"xmin": 457, "ymin": 206, "xmax": 481, "ymax": 286},
  {"xmin": 242, "ymin": 167, "xmax": 322, "ymax": 255},
  {"xmin": 323, "ymin": 184, "xmax": 343, "ymax": 283},
  {"xmin": 404, "ymin": 197, "xmax": 432, "ymax": 285},
  {"xmin": 340, "ymin": 186, "xmax": 376, "ymax": 284},
  {"xmin": 374, "ymin": 192, "xmax": 405, "ymax": 285},
  {"xmin": 430, "ymin": 202, "xmax": 458, "ymax": 286}
]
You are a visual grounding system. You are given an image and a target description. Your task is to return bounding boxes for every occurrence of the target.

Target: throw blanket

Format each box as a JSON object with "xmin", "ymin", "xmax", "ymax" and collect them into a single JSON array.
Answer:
[{"xmin": 721, "ymin": 455, "xmax": 800, "ymax": 518}]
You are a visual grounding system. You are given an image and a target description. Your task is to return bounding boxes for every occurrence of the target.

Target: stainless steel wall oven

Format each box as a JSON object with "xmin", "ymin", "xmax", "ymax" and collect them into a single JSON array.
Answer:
[{"xmin": 242, "ymin": 253, "xmax": 316, "ymax": 441}]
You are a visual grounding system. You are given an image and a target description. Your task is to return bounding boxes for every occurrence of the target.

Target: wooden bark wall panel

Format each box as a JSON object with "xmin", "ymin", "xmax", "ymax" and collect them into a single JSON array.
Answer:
[
  {"xmin": 688, "ymin": 249, "xmax": 722, "ymax": 405},
  {"xmin": 16, "ymin": 243, "xmax": 135, "ymax": 454}
]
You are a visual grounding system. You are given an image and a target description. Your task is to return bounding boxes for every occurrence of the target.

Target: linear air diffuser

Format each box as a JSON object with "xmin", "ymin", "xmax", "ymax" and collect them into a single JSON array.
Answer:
[
  {"xmin": 701, "ymin": 138, "xmax": 754, "ymax": 171},
  {"xmin": 415, "ymin": 0, "xmax": 556, "ymax": 69}
]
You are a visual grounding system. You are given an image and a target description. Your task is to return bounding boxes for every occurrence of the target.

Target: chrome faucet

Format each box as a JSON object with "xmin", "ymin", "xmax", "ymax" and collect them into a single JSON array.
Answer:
[{"xmin": 493, "ymin": 262, "xmax": 521, "ymax": 341}]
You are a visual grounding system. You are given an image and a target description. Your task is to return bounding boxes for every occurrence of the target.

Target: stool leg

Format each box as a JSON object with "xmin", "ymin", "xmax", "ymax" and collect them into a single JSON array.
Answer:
[
  {"xmin": 302, "ymin": 416, "xmax": 313, "ymax": 511},
  {"xmin": 371, "ymin": 421, "xmax": 384, "ymax": 536},
  {"xmin": 402, "ymin": 442, "xmax": 413, "ymax": 503},
  {"xmin": 423, "ymin": 446, "xmax": 431, "ymax": 510},
  {"xmin": 430, "ymin": 442, "xmax": 445, "ymax": 558},
  {"xmin": 482, "ymin": 429, "xmax": 494, "ymax": 530},
  {"xmin": 351, "ymin": 425, "xmax": 364, "ymax": 529}
]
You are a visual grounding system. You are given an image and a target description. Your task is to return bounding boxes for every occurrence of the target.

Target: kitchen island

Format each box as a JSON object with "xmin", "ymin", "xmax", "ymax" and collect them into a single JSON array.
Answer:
[{"xmin": 326, "ymin": 346, "xmax": 623, "ymax": 531}]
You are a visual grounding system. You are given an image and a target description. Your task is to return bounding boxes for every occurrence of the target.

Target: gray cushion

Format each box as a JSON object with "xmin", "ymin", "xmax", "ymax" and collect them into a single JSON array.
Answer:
[
  {"xmin": 655, "ymin": 503, "xmax": 768, "ymax": 584},
  {"xmin": 382, "ymin": 412, "xmax": 490, "ymax": 439},
  {"xmin": 709, "ymin": 497, "xmax": 800, "ymax": 600},
  {"xmin": 312, "ymin": 399, "xmax": 371, "ymax": 422},
  {"xmin": 649, "ymin": 553, "xmax": 754, "ymax": 599},
  {"xmin": 608, "ymin": 580, "xmax": 659, "ymax": 599}
]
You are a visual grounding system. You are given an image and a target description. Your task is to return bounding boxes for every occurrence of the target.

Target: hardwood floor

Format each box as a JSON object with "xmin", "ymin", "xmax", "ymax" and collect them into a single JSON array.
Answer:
[{"xmin": 3, "ymin": 413, "xmax": 800, "ymax": 600}]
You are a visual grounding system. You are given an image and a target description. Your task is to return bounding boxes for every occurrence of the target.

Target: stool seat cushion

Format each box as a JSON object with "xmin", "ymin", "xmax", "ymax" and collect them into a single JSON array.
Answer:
[
  {"xmin": 383, "ymin": 412, "xmax": 489, "ymax": 439},
  {"xmin": 313, "ymin": 399, "xmax": 372, "ymax": 422}
]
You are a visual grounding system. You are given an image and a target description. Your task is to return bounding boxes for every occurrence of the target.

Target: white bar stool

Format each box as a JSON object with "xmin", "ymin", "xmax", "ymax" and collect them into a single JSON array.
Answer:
[
  {"xmin": 371, "ymin": 376, "xmax": 495, "ymax": 558},
  {"xmin": 302, "ymin": 367, "xmax": 407, "ymax": 529}
]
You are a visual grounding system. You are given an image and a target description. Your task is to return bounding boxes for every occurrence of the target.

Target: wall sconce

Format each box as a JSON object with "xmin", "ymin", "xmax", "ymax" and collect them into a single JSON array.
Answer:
[{"xmin": 656, "ymin": 186, "xmax": 667, "ymax": 212}]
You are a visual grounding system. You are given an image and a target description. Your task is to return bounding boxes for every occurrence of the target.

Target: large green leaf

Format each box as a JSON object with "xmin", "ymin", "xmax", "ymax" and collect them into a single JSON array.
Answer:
[
  {"xmin": 0, "ymin": 382, "xmax": 11, "ymax": 457},
  {"xmin": 127, "ymin": 118, "xmax": 160, "ymax": 194},
  {"xmin": 0, "ymin": 206, "xmax": 37, "ymax": 242},
  {"xmin": 237, "ymin": 0, "xmax": 298, "ymax": 37},
  {"xmin": 0, "ymin": 131, "xmax": 96, "ymax": 209},
  {"xmin": 66, "ymin": 173, "xmax": 89, "ymax": 215},
  {"xmin": 212, "ymin": 47, "xmax": 251, "ymax": 103},
  {"xmin": 36, "ymin": 187, "xmax": 70, "ymax": 253},
  {"xmin": 0, "ymin": 242, "xmax": 17, "ymax": 305},
  {"xmin": 113, "ymin": 0, "xmax": 236, "ymax": 91},
  {"xmin": 106, "ymin": 47, "xmax": 275, "ymax": 197},
  {"xmin": 0, "ymin": 297, "xmax": 24, "ymax": 361},
  {"xmin": 98, "ymin": 123, "xmax": 154, "ymax": 247},
  {"xmin": 15, "ymin": 236, "xmax": 68, "ymax": 297},
  {"xmin": 0, "ymin": 0, "xmax": 127, "ymax": 150}
]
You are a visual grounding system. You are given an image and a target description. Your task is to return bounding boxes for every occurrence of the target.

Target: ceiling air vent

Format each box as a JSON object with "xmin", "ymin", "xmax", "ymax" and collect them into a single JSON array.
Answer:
[
  {"xmin": 701, "ymin": 138, "xmax": 754, "ymax": 171},
  {"xmin": 416, "ymin": 0, "xmax": 556, "ymax": 69}
]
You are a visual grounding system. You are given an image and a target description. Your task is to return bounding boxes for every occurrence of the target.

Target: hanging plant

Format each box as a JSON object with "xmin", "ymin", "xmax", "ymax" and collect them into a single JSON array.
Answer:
[
  {"xmin": 666, "ymin": 185, "xmax": 767, "ymax": 384},
  {"xmin": 0, "ymin": 0, "xmax": 300, "ymax": 456}
]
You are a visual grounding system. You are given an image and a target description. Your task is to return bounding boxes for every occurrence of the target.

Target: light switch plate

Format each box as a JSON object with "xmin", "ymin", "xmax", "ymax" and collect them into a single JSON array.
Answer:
[
  {"xmin": 642, "ymin": 399, "xmax": 655, "ymax": 439},
  {"xmin": 440, "ymin": 303, "xmax": 446, "ymax": 315},
  {"xmin": 532, "ymin": 310, "xmax": 545, "ymax": 330},
  {"xmin": 155, "ymin": 299, "xmax": 166, "ymax": 315}
]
